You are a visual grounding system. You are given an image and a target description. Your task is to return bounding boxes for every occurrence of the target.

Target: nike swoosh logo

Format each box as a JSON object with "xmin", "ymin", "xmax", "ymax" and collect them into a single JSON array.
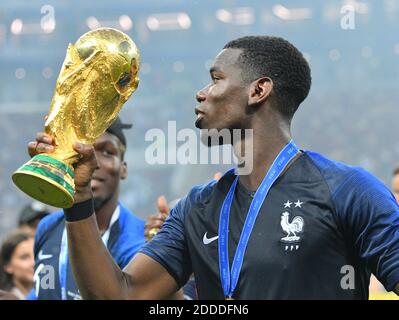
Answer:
[
  {"xmin": 38, "ymin": 250, "xmax": 53, "ymax": 260},
  {"xmin": 203, "ymin": 232, "xmax": 219, "ymax": 245}
]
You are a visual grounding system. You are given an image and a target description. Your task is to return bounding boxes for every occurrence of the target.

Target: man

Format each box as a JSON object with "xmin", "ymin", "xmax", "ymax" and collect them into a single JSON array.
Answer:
[
  {"xmin": 30, "ymin": 36, "xmax": 399, "ymax": 299},
  {"xmin": 27, "ymin": 117, "xmax": 145, "ymax": 299},
  {"xmin": 18, "ymin": 202, "xmax": 50, "ymax": 235},
  {"xmin": 391, "ymin": 166, "xmax": 399, "ymax": 203}
]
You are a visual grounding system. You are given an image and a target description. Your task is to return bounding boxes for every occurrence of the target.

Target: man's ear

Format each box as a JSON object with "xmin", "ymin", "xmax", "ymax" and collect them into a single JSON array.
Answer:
[
  {"xmin": 248, "ymin": 77, "xmax": 273, "ymax": 107},
  {"xmin": 120, "ymin": 161, "xmax": 128, "ymax": 180}
]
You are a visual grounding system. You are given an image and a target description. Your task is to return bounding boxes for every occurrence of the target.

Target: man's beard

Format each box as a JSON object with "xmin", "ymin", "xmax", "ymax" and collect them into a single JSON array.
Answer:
[
  {"xmin": 93, "ymin": 189, "xmax": 118, "ymax": 212},
  {"xmin": 93, "ymin": 197, "xmax": 106, "ymax": 211}
]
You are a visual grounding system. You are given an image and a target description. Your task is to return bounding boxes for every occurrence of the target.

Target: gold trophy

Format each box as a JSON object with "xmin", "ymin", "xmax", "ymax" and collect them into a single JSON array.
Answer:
[{"xmin": 12, "ymin": 28, "xmax": 140, "ymax": 208}]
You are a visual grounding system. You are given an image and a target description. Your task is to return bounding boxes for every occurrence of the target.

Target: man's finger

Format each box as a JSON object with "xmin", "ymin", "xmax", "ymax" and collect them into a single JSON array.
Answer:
[
  {"xmin": 27, "ymin": 141, "xmax": 38, "ymax": 157},
  {"xmin": 154, "ymin": 220, "xmax": 165, "ymax": 228},
  {"xmin": 73, "ymin": 142, "xmax": 95, "ymax": 160},
  {"xmin": 36, "ymin": 142, "xmax": 54, "ymax": 154},
  {"xmin": 157, "ymin": 213, "xmax": 168, "ymax": 220},
  {"xmin": 214, "ymin": 172, "xmax": 222, "ymax": 181},
  {"xmin": 157, "ymin": 195, "xmax": 169, "ymax": 214},
  {"xmin": 36, "ymin": 132, "xmax": 53, "ymax": 144},
  {"xmin": 145, "ymin": 216, "xmax": 166, "ymax": 227},
  {"xmin": 145, "ymin": 220, "xmax": 164, "ymax": 230}
]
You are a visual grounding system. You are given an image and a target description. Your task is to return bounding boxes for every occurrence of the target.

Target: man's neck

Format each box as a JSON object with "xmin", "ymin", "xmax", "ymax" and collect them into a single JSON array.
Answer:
[
  {"xmin": 233, "ymin": 116, "xmax": 293, "ymax": 192},
  {"xmin": 95, "ymin": 195, "xmax": 119, "ymax": 234}
]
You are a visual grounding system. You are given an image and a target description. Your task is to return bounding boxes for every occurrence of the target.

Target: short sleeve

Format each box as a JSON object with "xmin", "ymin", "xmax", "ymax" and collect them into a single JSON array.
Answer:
[{"xmin": 139, "ymin": 193, "xmax": 192, "ymax": 288}]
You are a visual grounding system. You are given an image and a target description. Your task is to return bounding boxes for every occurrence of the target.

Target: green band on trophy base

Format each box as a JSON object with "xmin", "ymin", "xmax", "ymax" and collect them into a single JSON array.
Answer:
[{"xmin": 12, "ymin": 154, "xmax": 75, "ymax": 208}]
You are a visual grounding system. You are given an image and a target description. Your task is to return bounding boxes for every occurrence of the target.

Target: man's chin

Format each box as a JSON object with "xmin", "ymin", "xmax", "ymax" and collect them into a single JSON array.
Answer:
[
  {"xmin": 196, "ymin": 115, "xmax": 216, "ymax": 129},
  {"xmin": 93, "ymin": 197, "xmax": 105, "ymax": 211},
  {"xmin": 194, "ymin": 119, "xmax": 203, "ymax": 129}
]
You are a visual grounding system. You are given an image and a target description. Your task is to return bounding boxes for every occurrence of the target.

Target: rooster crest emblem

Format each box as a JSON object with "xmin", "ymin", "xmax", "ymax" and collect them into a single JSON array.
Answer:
[{"xmin": 280, "ymin": 211, "xmax": 304, "ymax": 243}]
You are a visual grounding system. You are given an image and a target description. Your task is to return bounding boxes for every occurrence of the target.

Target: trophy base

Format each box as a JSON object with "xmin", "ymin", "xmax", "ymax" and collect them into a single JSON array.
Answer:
[{"xmin": 12, "ymin": 154, "xmax": 75, "ymax": 208}]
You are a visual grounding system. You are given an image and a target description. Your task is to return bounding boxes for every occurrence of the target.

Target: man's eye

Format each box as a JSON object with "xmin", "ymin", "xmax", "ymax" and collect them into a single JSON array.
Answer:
[
  {"xmin": 102, "ymin": 150, "xmax": 113, "ymax": 156},
  {"xmin": 212, "ymin": 76, "xmax": 220, "ymax": 83}
]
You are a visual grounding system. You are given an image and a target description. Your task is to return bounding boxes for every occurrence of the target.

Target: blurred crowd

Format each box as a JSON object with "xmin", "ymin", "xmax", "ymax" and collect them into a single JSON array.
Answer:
[{"xmin": 0, "ymin": 201, "xmax": 50, "ymax": 299}]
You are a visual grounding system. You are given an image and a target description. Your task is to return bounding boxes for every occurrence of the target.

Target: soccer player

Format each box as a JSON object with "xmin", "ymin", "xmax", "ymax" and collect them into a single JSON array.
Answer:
[
  {"xmin": 27, "ymin": 118, "xmax": 145, "ymax": 299},
  {"xmin": 29, "ymin": 36, "xmax": 399, "ymax": 299}
]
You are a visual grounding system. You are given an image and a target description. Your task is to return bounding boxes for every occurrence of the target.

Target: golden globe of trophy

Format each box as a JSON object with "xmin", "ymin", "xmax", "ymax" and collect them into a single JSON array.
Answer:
[{"xmin": 12, "ymin": 27, "xmax": 140, "ymax": 208}]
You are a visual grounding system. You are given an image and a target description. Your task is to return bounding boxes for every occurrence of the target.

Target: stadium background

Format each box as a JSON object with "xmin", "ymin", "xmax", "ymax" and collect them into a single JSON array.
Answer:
[{"xmin": 0, "ymin": 0, "xmax": 399, "ymax": 237}]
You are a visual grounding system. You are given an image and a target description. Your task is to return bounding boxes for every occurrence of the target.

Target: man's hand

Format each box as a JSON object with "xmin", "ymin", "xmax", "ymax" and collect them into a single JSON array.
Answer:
[
  {"xmin": 145, "ymin": 195, "xmax": 170, "ymax": 241},
  {"xmin": 27, "ymin": 132, "xmax": 98, "ymax": 203}
]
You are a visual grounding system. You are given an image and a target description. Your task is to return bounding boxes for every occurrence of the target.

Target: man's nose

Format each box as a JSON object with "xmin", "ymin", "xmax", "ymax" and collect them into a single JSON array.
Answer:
[
  {"xmin": 196, "ymin": 86, "xmax": 208, "ymax": 103},
  {"xmin": 93, "ymin": 151, "xmax": 101, "ymax": 170}
]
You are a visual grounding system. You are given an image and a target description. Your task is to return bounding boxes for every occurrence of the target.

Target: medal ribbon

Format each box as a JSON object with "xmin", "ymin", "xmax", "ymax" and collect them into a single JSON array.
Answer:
[{"xmin": 218, "ymin": 140, "xmax": 299, "ymax": 299}]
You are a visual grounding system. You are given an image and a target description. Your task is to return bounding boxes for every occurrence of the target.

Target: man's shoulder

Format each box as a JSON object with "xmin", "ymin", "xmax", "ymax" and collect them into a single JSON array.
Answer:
[
  {"xmin": 304, "ymin": 150, "xmax": 386, "ymax": 197},
  {"xmin": 161, "ymin": 177, "xmax": 219, "ymax": 224},
  {"xmin": 186, "ymin": 178, "xmax": 219, "ymax": 207},
  {"xmin": 305, "ymin": 150, "xmax": 362, "ymax": 175},
  {"xmin": 117, "ymin": 204, "xmax": 145, "ymax": 234},
  {"xmin": 174, "ymin": 176, "xmax": 223, "ymax": 216},
  {"xmin": 36, "ymin": 211, "xmax": 64, "ymax": 240},
  {"xmin": 34, "ymin": 210, "xmax": 64, "ymax": 258}
]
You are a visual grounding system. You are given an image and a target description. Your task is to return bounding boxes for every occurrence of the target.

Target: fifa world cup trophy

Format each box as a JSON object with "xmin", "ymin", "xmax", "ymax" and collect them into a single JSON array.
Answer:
[{"xmin": 12, "ymin": 28, "xmax": 140, "ymax": 208}]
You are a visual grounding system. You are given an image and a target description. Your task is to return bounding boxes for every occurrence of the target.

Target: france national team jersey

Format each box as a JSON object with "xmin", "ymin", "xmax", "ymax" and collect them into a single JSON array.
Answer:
[
  {"xmin": 141, "ymin": 151, "xmax": 399, "ymax": 299},
  {"xmin": 28, "ymin": 203, "xmax": 145, "ymax": 300}
]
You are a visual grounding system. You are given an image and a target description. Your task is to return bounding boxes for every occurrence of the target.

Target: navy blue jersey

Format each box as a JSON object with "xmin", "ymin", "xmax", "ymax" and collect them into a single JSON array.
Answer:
[
  {"xmin": 141, "ymin": 151, "xmax": 399, "ymax": 299},
  {"xmin": 28, "ymin": 203, "xmax": 145, "ymax": 300}
]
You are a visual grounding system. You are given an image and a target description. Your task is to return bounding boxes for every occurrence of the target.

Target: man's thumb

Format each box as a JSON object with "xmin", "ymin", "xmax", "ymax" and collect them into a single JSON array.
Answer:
[
  {"xmin": 73, "ymin": 142, "xmax": 95, "ymax": 160},
  {"xmin": 214, "ymin": 172, "xmax": 222, "ymax": 181},
  {"xmin": 157, "ymin": 195, "xmax": 169, "ymax": 214}
]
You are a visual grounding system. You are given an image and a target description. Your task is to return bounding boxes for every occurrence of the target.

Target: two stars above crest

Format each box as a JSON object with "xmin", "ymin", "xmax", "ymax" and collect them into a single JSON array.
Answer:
[{"xmin": 283, "ymin": 200, "xmax": 303, "ymax": 208}]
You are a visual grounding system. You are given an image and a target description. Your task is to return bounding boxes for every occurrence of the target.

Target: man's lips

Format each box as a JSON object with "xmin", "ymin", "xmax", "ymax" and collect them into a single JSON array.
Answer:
[
  {"xmin": 195, "ymin": 107, "xmax": 205, "ymax": 125},
  {"xmin": 195, "ymin": 106, "xmax": 205, "ymax": 116},
  {"xmin": 91, "ymin": 177, "xmax": 105, "ymax": 189}
]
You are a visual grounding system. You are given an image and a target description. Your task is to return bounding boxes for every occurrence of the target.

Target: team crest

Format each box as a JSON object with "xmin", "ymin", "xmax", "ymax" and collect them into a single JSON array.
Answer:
[{"xmin": 280, "ymin": 200, "xmax": 305, "ymax": 251}]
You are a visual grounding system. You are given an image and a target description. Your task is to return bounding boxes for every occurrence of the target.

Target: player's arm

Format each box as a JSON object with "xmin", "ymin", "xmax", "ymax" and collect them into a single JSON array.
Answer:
[
  {"xmin": 66, "ymin": 214, "xmax": 180, "ymax": 299},
  {"xmin": 332, "ymin": 170, "xmax": 399, "ymax": 296},
  {"xmin": 28, "ymin": 133, "xmax": 180, "ymax": 299}
]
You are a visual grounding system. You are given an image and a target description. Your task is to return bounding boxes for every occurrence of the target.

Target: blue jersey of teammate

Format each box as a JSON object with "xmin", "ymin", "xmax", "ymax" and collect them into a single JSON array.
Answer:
[{"xmin": 28, "ymin": 203, "xmax": 145, "ymax": 300}]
